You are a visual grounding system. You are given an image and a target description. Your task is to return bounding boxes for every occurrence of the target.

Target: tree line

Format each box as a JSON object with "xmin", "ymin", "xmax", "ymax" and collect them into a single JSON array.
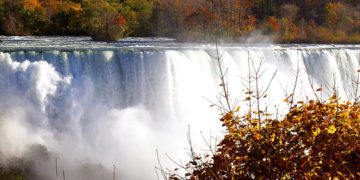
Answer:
[
  {"xmin": 0, "ymin": 0, "xmax": 152, "ymax": 41},
  {"xmin": 0, "ymin": 0, "xmax": 359, "ymax": 42}
]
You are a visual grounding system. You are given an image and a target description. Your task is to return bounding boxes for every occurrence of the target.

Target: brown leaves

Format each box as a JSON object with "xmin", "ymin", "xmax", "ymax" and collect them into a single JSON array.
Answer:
[
  {"xmin": 173, "ymin": 96, "xmax": 360, "ymax": 179},
  {"xmin": 221, "ymin": 112, "xmax": 234, "ymax": 121},
  {"xmin": 253, "ymin": 132, "xmax": 262, "ymax": 140}
]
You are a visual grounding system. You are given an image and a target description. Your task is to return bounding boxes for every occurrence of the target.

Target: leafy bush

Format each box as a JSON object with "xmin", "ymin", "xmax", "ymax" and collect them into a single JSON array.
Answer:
[
  {"xmin": 0, "ymin": 165, "xmax": 27, "ymax": 180},
  {"xmin": 166, "ymin": 95, "xmax": 360, "ymax": 179}
]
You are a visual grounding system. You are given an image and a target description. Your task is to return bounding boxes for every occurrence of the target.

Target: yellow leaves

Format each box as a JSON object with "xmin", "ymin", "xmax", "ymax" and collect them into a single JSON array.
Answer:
[
  {"xmin": 59, "ymin": 1, "xmax": 82, "ymax": 12},
  {"xmin": 70, "ymin": 3, "xmax": 82, "ymax": 11},
  {"xmin": 246, "ymin": 113, "xmax": 251, "ymax": 118},
  {"xmin": 248, "ymin": 126, "xmax": 255, "ymax": 132},
  {"xmin": 336, "ymin": 171, "xmax": 344, "ymax": 177},
  {"xmin": 313, "ymin": 127, "xmax": 321, "ymax": 136},
  {"xmin": 24, "ymin": 0, "xmax": 42, "ymax": 8},
  {"xmin": 281, "ymin": 174, "xmax": 291, "ymax": 180},
  {"xmin": 327, "ymin": 125, "xmax": 336, "ymax": 134},
  {"xmin": 245, "ymin": 91, "xmax": 253, "ymax": 94},
  {"xmin": 297, "ymin": 101, "xmax": 304, "ymax": 104},
  {"xmin": 254, "ymin": 132, "xmax": 262, "ymax": 140},
  {"xmin": 230, "ymin": 130, "xmax": 244, "ymax": 139},
  {"xmin": 329, "ymin": 95, "xmax": 337, "ymax": 101},
  {"xmin": 316, "ymin": 88, "xmax": 322, "ymax": 91},
  {"xmin": 222, "ymin": 112, "xmax": 234, "ymax": 121},
  {"xmin": 270, "ymin": 133, "xmax": 276, "ymax": 142},
  {"xmin": 340, "ymin": 110, "xmax": 349, "ymax": 117},
  {"xmin": 249, "ymin": 122, "xmax": 260, "ymax": 131},
  {"xmin": 283, "ymin": 98, "xmax": 289, "ymax": 103},
  {"xmin": 186, "ymin": 94, "xmax": 360, "ymax": 179}
]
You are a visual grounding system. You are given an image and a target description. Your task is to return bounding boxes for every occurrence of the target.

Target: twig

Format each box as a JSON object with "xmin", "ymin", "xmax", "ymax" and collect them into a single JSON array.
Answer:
[
  {"xmin": 155, "ymin": 149, "xmax": 168, "ymax": 180},
  {"xmin": 113, "ymin": 164, "xmax": 116, "ymax": 180},
  {"xmin": 303, "ymin": 58, "xmax": 319, "ymax": 100},
  {"xmin": 289, "ymin": 47, "xmax": 301, "ymax": 108},
  {"xmin": 215, "ymin": 41, "xmax": 232, "ymax": 112},
  {"xmin": 56, "ymin": 158, "xmax": 58, "ymax": 179}
]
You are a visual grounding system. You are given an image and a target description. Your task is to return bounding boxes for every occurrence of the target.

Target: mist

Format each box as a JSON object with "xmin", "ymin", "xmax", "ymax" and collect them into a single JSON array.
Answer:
[{"xmin": 0, "ymin": 42, "xmax": 359, "ymax": 179}]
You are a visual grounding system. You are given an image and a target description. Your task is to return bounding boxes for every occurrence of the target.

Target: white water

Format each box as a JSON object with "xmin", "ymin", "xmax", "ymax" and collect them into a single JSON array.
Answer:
[{"xmin": 0, "ymin": 37, "xmax": 359, "ymax": 179}]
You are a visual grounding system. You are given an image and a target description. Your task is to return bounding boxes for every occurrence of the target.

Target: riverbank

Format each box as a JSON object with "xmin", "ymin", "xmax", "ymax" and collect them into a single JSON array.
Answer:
[{"xmin": 1, "ymin": 0, "xmax": 359, "ymax": 43}]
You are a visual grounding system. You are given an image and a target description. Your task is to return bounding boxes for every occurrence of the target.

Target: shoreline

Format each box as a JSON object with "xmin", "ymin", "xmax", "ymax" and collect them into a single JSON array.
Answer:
[{"xmin": 0, "ymin": 35, "xmax": 360, "ymax": 45}]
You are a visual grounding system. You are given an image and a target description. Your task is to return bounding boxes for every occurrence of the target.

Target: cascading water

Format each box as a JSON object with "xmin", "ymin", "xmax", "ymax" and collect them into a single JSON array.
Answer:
[{"xmin": 0, "ymin": 37, "xmax": 359, "ymax": 179}]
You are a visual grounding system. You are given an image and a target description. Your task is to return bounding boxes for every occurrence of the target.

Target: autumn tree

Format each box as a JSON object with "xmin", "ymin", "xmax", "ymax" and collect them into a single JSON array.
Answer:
[
  {"xmin": 83, "ymin": 0, "xmax": 127, "ymax": 41},
  {"xmin": 169, "ymin": 97, "xmax": 360, "ymax": 179},
  {"xmin": 325, "ymin": 2, "xmax": 346, "ymax": 29},
  {"xmin": 280, "ymin": 4, "xmax": 298, "ymax": 22},
  {"xmin": 151, "ymin": 1, "xmax": 179, "ymax": 37},
  {"xmin": 52, "ymin": 1, "xmax": 86, "ymax": 35},
  {"xmin": 0, "ymin": 0, "xmax": 359, "ymax": 42},
  {"xmin": 0, "ymin": 0, "xmax": 25, "ymax": 34},
  {"xmin": 39, "ymin": 0, "xmax": 58, "ymax": 21}
]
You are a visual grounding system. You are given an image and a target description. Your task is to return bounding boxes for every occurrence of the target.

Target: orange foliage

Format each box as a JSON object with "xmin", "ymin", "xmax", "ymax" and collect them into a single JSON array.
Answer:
[
  {"xmin": 0, "ymin": 0, "xmax": 358, "ymax": 42},
  {"xmin": 290, "ymin": 24, "xmax": 300, "ymax": 35},
  {"xmin": 269, "ymin": 16, "xmax": 280, "ymax": 32},
  {"xmin": 246, "ymin": 15, "xmax": 257, "ymax": 33},
  {"xmin": 169, "ymin": 95, "xmax": 360, "ymax": 179},
  {"xmin": 24, "ymin": 0, "xmax": 41, "ymax": 8},
  {"xmin": 325, "ymin": 2, "xmax": 345, "ymax": 28},
  {"xmin": 115, "ymin": 14, "xmax": 127, "ymax": 27},
  {"xmin": 58, "ymin": 1, "xmax": 82, "ymax": 12},
  {"xmin": 305, "ymin": 21, "xmax": 333, "ymax": 43},
  {"xmin": 41, "ymin": 0, "xmax": 59, "ymax": 17}
]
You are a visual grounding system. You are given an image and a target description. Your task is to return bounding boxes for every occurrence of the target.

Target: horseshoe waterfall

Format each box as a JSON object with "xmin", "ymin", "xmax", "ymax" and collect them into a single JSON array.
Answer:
[{"xmin": 0, "ymin": 37, "xmax": 359, "ymax": 180}]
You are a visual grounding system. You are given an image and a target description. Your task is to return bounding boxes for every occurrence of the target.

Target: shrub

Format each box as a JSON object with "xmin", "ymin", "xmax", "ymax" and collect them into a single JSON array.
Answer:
[
  {"xmin": 166, "ymin": 95, "xmax": 360, "ymax": 179},
  {"xmin": 0, "ymin": 164, "xmax": 27, "ymax": 180}
]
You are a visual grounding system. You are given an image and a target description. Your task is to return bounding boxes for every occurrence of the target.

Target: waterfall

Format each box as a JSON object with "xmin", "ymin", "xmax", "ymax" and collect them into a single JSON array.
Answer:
[{"xmin": 0, "ymin": 45, "xmax": 359, "ymax": 179}]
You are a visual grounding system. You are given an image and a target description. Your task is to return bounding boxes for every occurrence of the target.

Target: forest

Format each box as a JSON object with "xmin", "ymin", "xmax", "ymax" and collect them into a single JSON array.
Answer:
[{"xmin": 0, "ymin": 0, "xmax": 359, "ymax": 42}]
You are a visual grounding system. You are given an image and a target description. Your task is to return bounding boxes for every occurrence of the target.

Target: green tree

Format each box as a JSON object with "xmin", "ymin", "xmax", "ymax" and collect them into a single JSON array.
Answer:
[
  {"xmin": 0, "ymin": 0, "xmax": 25, "ymax": 34},
  {"xmin": 83, "ymin": 0, "xmax": 127, "ymax": 41},
  {"xmin": 52, "ymin": 1, "xmax": 86, "ymax": 35},
  {"xmin": 20, "ymin": 5, "xmax": 48, "ymax": 35},
  {"xmin": 123, "ymin": 0, "xmax": 152, "ymax": 36}
]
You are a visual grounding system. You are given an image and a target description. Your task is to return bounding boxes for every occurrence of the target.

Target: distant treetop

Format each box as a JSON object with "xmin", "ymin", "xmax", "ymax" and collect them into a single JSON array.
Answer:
[{"xmin": 0, "ymin": 0, "xmax": 359, "ymax": 43}]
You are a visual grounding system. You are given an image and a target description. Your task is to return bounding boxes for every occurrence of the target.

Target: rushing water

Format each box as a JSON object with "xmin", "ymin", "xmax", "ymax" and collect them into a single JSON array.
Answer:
[{"xmin": 0, "ymin": 36, "xmax": 359, "ymax": 179}]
